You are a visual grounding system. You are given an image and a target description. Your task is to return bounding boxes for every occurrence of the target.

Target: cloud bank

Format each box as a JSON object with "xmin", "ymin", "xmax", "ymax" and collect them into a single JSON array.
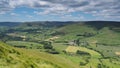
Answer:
[{"xmin": 0, "ymin": 0, "xmax": 120, "ymax": 19}]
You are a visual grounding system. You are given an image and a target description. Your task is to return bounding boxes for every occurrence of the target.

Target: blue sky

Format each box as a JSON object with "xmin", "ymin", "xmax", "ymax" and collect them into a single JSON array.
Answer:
[{"xmin": 0, "ymin": 0, "xmax": 120, "ymax": 22}]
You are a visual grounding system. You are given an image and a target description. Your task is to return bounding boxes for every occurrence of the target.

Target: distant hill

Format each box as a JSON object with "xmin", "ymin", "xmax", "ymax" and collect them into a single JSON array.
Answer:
[
  {"xmin": 0, "ymin": 22, "xmax": 21, "ymax": 27},
  {"xmin": 1, "ymin": 21, "xmax": 119, "ymax": 28},
  {"xmin": 20, "ymin": 21, "xmax": 77, "ymax": 28},
  {"xmin": 18, "ymin": 21, "xmax": 120, "ymax": 29},
  {"xmin": 54, "ymin": 21, "xmax": 120, "ymax": 34},
  {"xmin": 84, "ymin": 21, "xmax": 120, "ymax": 30},
  {"xmin": 0, "ymin": 21, "xmax": 120, "ymax": 29}
]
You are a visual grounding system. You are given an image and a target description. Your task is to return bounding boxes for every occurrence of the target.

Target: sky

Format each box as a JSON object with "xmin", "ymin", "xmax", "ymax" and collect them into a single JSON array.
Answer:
[{"xmin": 0, "ymin": 0, "xmax": 120, "ymax": 22}]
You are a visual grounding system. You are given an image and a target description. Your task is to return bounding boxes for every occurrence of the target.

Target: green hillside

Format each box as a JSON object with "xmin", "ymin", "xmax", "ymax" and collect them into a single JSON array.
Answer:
[
  {"xmin": 0, "ymin": 42, "xmax": 79, "ymax": 68},
  {"xmin": 54, "ymin": 21, "xmax": 120, "ymax": 44},
  {"xmin": 55, "ymin": 23, "xmax": 97, "ymax": 41}
]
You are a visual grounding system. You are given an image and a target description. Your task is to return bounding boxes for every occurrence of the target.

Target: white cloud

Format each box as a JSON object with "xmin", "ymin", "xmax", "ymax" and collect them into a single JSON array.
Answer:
[{"xmin": 10, "ymin": 13, "xmax": 18, "ymax": 16}]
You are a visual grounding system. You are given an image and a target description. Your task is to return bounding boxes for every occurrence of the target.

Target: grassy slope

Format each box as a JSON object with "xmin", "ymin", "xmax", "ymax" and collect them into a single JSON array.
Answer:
[
  {"xmin": 56, "ymin": 23, "xmax": 96, "ymax": 41},
  {"xmin": 0, "ymin": 42, "xmax": 79, "ymax": 68},
  {"xmin": 86, "ymin": 27, "xmax": 120, "ymax": 44}
]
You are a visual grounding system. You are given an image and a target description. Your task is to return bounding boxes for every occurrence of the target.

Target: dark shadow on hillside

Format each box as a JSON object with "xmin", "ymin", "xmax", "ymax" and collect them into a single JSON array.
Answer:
[{"xmin": 84, "ymin": 21, "xmax": 120, "ymax": 31}]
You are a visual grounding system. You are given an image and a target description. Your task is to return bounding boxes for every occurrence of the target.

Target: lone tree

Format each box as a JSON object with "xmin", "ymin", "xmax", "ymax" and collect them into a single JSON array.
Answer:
[
  {"xmin": 76, "ymin": 38, "xmax": 80, "ymax": 46},
  {"xmin": 43, "ymin": 41, "xmax": 53, "ymax": 49}
]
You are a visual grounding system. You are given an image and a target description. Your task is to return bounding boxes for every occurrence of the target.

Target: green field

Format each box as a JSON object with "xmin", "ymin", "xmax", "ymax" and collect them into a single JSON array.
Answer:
[{"xmin": 6, "ymin": 41, "xmax": 43, "ymax": 49}]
